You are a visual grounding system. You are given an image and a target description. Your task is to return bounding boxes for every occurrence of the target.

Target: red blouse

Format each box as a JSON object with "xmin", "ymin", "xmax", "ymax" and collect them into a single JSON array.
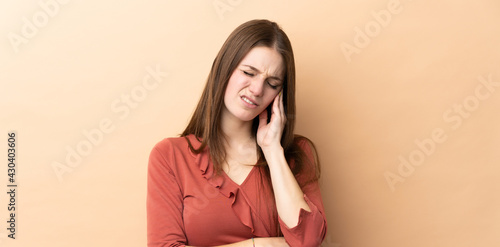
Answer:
[{"xmin": 147, "ymin": 134, "xmax": 327, "ymax": 247}]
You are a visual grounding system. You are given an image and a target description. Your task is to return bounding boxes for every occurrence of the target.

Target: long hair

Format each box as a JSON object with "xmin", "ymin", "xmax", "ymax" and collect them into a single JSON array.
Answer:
[{"xmin": 181, "ymin": 19, "xmax": 320, "ymax": 236}]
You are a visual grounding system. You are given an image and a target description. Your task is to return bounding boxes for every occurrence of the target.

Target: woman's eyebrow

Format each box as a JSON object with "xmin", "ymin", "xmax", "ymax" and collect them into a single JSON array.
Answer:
[{"xmin": 242, "ymin": 64, "xmax": 282, "ymax": 81}]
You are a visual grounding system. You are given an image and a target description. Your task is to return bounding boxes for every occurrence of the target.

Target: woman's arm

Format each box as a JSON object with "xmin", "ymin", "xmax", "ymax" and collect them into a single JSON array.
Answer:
[
  {"xmin": 147, "ymin": 141, "xmax": 188, "ymax": 246},
  {"xmin": 257, "ymin": 92, "xmax": 327, "ymax": 247},
  {"xmin": 257, "ymin": 91, "xmax": 310, "ymax": 228},
  {"xmin": 262, "ymin": 145, "xmax": 310, "ymax": 227}
]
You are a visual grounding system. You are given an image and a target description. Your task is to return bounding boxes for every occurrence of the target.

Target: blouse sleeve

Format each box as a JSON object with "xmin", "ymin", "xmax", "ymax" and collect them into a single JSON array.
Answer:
[
  {"xmin": 279, "ymin": 139, "xmax": 328, "ymax": 247},
  {"xmin": 147, "ymin": 141, "xmax": 187, "ymax": 247}
]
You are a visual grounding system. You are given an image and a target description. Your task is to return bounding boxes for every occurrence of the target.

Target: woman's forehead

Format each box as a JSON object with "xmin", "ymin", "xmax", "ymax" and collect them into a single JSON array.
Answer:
[{"xmin": 239, "ymin": 46, "xmax": 284, "ymax": 77}]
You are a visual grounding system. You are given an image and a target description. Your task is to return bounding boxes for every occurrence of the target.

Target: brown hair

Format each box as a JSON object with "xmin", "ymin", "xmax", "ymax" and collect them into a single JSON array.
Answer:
[{"xmin": 181, "ymin": 19, "xmax": 320, "ymax": 235}]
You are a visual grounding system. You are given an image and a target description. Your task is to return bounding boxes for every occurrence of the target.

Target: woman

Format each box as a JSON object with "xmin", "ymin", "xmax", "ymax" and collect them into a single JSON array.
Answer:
[{"xmin": 147, "ymin": 19, "xmax": 327, "ymax": 247}]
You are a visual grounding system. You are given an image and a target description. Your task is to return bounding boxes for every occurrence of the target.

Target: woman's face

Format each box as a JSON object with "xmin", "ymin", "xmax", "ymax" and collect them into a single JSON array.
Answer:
[{"xmin": 222, "ymin": 46, "xmax": 285, "ymax": 123}]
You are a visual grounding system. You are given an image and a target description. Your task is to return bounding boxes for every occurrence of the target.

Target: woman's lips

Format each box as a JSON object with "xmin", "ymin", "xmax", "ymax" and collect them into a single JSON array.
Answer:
[{"xmin": 240, "ymin": 95, "xmax": 258, "ymax": 108}]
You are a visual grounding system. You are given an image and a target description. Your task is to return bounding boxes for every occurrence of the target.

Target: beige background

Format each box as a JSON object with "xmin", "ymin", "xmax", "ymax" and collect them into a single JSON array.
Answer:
[{"xmin": 1, "ymin": 0, "xmax": 499, "ymax": 246}]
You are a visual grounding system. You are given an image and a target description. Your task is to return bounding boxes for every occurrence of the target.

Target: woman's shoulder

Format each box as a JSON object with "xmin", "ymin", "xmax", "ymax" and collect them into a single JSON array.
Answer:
[
  {"xmin": 291, "ymin": 134, "xmax": 321, "ymax": 184},
  {"xmin": 293, "ymin": 135, "xmax": 316, "ymax": 152},
  {"xmin": 151, "ymin": 134, "xmax": 202, "ymax": 157},
  {"xmin": 148, "ymin": 134, "xmax": 204, "ymax": 174}
]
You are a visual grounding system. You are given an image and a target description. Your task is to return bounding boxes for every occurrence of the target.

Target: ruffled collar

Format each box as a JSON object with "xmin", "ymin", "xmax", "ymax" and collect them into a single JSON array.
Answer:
[{"xmin": 184, "ymin": 134, "xmax": 271, "ymax": 237}]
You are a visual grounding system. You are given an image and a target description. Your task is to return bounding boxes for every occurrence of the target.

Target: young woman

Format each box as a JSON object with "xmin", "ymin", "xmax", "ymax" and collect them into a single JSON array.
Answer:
[{"xmin": 147, "ymin": 19, "xmax": 327, "ymax": 247}]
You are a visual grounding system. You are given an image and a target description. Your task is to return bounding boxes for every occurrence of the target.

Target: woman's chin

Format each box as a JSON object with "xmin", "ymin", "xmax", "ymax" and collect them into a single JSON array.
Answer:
[
  {"xmin": 239, "ymin": 116, "xmax": 257, "ymax": 122},
  {"xmin": 234, "ymin": 112, "xmax": 260, "ymax": 122}
]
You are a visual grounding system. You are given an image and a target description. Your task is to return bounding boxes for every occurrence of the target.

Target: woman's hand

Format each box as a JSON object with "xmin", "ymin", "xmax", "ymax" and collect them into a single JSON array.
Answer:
[{"xmin": 257, "ymin": 90, "xmax": 286, "ymax": 152}]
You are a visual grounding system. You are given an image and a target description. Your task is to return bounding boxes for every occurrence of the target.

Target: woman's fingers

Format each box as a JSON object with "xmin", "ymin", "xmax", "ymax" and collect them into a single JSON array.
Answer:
[
  {"xmin": 258, "ymin": 110, "xmax": 268, "ymax": 128},
  {"xmin": 257, "ymin": 91, "xmax": 286, "ymax": 148},
  {"xmin": 273, "ymin": 91, "xmax": 280, "ymax": 116},
  {"xmin": 273, "ymin": 90, "xmax": 286, "ymax": 127}
]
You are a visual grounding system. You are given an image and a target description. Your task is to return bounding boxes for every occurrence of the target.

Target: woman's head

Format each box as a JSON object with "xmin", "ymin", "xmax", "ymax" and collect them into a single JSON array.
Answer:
[
  {"xmin": 183, "ymin": 19, "xmax": 297, "ymax": 155},
  {"xmin": 223, "ymin": 45, "xmax": 284, "ymax": 123}
]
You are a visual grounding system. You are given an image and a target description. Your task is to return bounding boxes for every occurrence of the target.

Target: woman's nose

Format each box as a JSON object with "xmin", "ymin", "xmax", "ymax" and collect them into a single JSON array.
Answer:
[{"xmin": 248, "ymin": 78, "xmax": 264, "ymax": 97}]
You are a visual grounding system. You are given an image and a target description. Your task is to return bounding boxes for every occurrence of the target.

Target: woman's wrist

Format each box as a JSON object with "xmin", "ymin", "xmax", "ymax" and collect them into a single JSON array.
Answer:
[{"xmin": 261, "ymin": 144, "xmax": 283, "ymax": 157}]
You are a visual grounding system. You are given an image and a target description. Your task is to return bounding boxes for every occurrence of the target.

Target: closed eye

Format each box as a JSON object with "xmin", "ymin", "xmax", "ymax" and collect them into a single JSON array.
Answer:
[
  {"xmin": 242, "ymin": 70, "xmax": 254, "ymax": 77},
  {"xmin": 267, "ymin": 81, "xmax": 279, "ymax": 89}
]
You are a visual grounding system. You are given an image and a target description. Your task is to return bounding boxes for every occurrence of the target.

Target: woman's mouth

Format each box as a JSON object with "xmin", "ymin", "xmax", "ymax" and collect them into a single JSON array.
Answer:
[{"xmin": 241, "ymin": 96, "xmax": 258, "ymax": 108}]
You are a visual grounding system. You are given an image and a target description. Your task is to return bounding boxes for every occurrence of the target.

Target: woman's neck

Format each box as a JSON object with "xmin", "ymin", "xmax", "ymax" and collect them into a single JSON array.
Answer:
[{"xmin": 220, "ymin": 110, "xmax": 255, "ymax": 148}]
